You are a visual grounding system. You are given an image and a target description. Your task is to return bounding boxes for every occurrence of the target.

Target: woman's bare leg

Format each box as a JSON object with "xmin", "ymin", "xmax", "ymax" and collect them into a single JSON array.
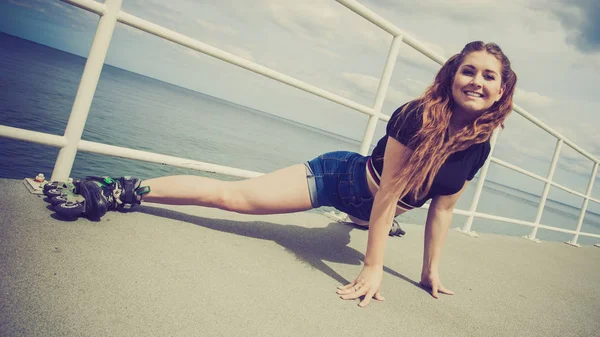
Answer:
[{"xmin": 140, "ymin": 164, "xmax": 313, "ymax": 215}]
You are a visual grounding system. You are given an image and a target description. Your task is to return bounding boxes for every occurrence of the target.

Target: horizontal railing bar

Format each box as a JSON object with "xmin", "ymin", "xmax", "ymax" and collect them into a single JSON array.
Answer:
[
  {"xmin": 9, "ymin": 123, "xmax": 594, "ymax": 208},
  {"xmin": 62, "ymin": 0, "xmax": 599, "ymax": 167},
  {"xmin": 0, "ymin": 125, "xmax": 68, "ymax": 148},
  {"xmin": 512, "ymin": 105, "xmax": 598, "ymax": 163},
  {"xmin": 2, "ymin": 122, "xmax": 597, "ymax": 240},
  {"xmin": 573, "ymin": 231, "xmax": 600, "ymax": 240},
  {"xmin": 78, "ymin": 140, "xmax": 263, "ymax": 179},
  {"xmin": 61, "ymin": 0, "xmax": 105, "ymax": 16},
  {"xmin": 336, "ymin": 0, "xmax": 402, "ymax": 36},
  {"xmin": 550, "ymin": 182, "xmax": 588, "ymax": 200},
  {"xmin": 61, "ymin": 0, "xmax": 386, "ymax": 121},
  {"xmin": 116, "ymin": 12, "xmax": 385, "ymax": 120},
  {"xmin": 80, "ymin": 140, "xmax": 600, "ymax": 214},
  {"xmin": 471, "ymin": 211, "xmax": 600, "ymax": 238},
  {"xmin": 492, "ymin": 157, "xmax": 599, "ymax": 201},
  {"xmin": 336, "ymin": 0, "xmax": 446, "ymax": 66},
  {"xmin": 491, "ymin": 157, "xmax": 548, "ymax": 181},
  {"xmin": 472, "ymin": 211, "xmax": 566, "ymax": 233},
  {"xmin": 419, "ymin": 203, "xmax": 600, "ymax": 238}
]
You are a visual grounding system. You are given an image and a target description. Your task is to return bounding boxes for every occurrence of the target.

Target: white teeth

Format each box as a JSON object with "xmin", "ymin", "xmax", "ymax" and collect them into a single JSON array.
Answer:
[{"xmin": 465, "ymin": 91, "xmax": 483, "ymax": 97}]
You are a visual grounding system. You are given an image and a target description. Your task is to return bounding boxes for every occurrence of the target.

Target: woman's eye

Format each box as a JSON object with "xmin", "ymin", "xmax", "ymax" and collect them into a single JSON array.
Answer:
[
  {"xmin": 485, "ymin": 75, "xmax": 496, "ymax": 80},
  {"xmin": 462, "ymin": 70, "xmax": 474, "ymax": 76}
]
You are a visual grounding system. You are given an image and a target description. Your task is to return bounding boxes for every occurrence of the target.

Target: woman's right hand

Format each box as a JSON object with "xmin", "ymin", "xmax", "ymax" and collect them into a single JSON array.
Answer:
[
  {"xmin": 420, "ymin": 269, "xmax": 454, "ymax": 299},
  {"xmin": 336, "ymin": 264, "xmax": 385, "ymax": 307}
]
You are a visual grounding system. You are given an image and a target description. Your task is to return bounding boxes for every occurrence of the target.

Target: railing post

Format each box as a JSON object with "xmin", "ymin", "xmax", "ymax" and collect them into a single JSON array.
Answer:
[
  {"xmin": 50, "ymin": 0, "xmax": 122, "ymax": 182},
  {"xmin": 457, "ymin": 128, "xmax": 500, "ymax": 236},
  {"xmin": 566, "ymin": 162, "xmax": 599, "ymax": 247},
  {"xmin": 359, "ymin": 35, "xmax": 403, "ymax": 155},
  {"xmin": 524, "ymin": 138, "xmax": 563, "ymax": 243}
]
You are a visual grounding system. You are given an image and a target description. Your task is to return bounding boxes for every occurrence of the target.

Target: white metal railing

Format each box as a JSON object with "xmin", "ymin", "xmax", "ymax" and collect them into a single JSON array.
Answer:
[{"xmin": 1, "ymin": 0, "xmax": 599, "ymax": 246}]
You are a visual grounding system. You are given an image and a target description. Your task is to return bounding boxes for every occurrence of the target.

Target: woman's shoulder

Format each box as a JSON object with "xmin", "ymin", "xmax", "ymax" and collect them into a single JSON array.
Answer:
[
  {"xmin": 470, "ymin": 139, "xmax": 491, "ymax": 161},
  {"xmin": 391, "ymin": 99, "xmax": 424, "ymax": 117},
  {"xmin": 457, "ymin": 138, "xmax": 490, "ymax": 162},
  {"xmin": 464, "ymin": 139, "xmax": 491, "ymax": 181},
  {"xmin": 386, "ymin": 100, "xmax": 424, "ymax": 145},
  {"xmin": 479, "ymin": 139, "xmax": 491, "ymax": 154},
  {"xmin": 388, "ymin": 100, "xmax": 423, "ymax": 129}
]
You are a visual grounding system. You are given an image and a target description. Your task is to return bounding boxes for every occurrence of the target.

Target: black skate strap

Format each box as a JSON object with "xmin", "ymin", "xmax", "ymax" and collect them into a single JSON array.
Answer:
[{"xmin": 121, "ymin": 177, "xmax": 137, "ymax": 204}]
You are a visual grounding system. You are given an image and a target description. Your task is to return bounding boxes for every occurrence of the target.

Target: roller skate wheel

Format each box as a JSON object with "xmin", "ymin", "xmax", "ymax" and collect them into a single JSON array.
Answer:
[
  {"xmin": 46, "ymin": 188, "xmax": 63, "ymax": 198},
  {"xmin": 50, "ymin": 195, "xmax": 69, "ymax": 205},
  {"xmin": 55, "ymin": 201, "xmax": 84, "ymax": 217}
]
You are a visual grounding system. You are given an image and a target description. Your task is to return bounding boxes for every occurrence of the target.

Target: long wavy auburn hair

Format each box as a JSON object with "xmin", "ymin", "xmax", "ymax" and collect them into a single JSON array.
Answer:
[{"xmin": 392, "ymin": 41, "xmax": 518, "ymax": 202}]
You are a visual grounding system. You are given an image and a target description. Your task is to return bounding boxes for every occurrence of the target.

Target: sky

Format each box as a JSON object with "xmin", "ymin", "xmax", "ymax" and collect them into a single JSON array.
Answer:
[{"xmin": 1, "ymin": 0, "xmax": 599, "ymax": 202}]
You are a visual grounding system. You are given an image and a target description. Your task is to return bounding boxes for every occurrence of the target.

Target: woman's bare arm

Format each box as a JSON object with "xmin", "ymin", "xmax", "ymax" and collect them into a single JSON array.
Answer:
[
  {"xmin": 337, "ymin": 136, "xmax": 413, "ymax": 307},
  {"xmin": 421, "ymin": 181, "xmax": 468, "ymax": 298}
]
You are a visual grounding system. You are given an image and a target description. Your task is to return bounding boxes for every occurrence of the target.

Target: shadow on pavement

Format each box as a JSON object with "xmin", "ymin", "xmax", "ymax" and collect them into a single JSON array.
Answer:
[{"xmin": 138, "ymin": 205, "xmax": 420, "ymax": 289}]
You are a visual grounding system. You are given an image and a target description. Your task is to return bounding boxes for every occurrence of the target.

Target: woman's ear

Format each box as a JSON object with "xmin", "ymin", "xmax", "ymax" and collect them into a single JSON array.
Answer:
[{"xmin": 498, "ymin": 84, "xmax": 506, "ymax": 99}]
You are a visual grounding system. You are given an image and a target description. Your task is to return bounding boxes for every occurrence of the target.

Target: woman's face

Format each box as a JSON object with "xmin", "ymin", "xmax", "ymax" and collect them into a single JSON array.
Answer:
[{"xmin": 451, "ymin": 51, "xmax": 505, "ymax": 118}]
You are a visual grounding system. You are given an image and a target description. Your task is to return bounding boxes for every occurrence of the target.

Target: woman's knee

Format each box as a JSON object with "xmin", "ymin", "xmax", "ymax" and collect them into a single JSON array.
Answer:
[
  {"xmin": 347, "ymin": 214, "xmax": 369, "ymax": 227},
  {"xmin": 212, "ymin": 187, "xmax": 236, "ymax": 211},
  {"xmin": 215, "ymin": 186, "xmax": 253, "ymax": 213}
]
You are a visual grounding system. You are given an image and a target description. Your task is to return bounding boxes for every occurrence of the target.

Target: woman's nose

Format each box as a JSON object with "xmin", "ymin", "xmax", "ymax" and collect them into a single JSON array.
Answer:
[{"xmin": 470, "ymin": 74, "xmax": 483, "ymax": 87}]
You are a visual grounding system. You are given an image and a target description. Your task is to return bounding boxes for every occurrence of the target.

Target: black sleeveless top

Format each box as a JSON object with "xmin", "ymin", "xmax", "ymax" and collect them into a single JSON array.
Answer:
[{"xmin": 369, "ymin": 101, "xmax": 491, "ymax": 208}]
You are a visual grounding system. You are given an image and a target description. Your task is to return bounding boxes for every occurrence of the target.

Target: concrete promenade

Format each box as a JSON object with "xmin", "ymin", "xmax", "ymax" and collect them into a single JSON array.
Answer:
[{"xmin": 1, "ymin": 178, "xmax": 599, "ymax": 336}]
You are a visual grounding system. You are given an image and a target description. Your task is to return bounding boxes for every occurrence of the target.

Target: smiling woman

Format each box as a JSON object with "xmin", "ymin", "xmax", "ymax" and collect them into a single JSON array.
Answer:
[
  {"xmin": 48, "ymin": 41, "xmax": 517, "ymax": 308},
  {"xmin": 451, "ymin": 52, "xmax": 506, "ymax": 120}
]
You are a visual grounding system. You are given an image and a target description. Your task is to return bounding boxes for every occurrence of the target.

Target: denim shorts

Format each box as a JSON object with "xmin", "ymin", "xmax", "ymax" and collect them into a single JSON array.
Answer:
[{"xmin": 304, "ymin": 151, "xmax": 374, "ymax": 221}]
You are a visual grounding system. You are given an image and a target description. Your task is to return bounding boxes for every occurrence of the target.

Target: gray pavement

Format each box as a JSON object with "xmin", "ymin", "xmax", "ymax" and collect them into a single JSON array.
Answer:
[{"xmin": 1, "ymin": 178, "xmax": 599, "ymax": 337}]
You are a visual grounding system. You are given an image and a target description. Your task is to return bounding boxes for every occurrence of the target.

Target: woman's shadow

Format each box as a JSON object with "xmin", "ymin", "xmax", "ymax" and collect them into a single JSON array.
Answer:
[{"xmin": 137, "ymin": 205, "xmax": 419, "ymax": 288}]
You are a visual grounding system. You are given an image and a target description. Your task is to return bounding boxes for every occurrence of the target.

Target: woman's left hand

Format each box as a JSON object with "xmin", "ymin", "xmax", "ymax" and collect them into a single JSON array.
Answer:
[
  {"xmin": 336, "ymin": 264, "xmax": 385, "ymax": 307},
  {"xmin": 420, "ymin": 269, "xmax": 454, "ymax": 299}
]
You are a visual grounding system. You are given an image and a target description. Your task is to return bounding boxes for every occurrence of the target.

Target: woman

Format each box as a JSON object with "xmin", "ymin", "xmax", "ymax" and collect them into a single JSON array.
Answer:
[{"xmin": 69, "ymin": 41, "xmax": 517, "ymax": 307}]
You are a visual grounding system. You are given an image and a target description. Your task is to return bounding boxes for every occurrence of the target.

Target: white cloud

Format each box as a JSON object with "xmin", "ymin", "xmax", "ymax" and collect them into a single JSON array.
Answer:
[
  {"xmin": 356, "ymin": 29, "xmax": 393, "ymax": 52},
  {"xmin": 8, "ymin": 0, "xmax": 50, "ymax": 15},
  {"xmin": 514, "ymin": 88, "xmax": 555, "ymax": 107},
  {"xmin": 224, "ymin": 45, "xmax": 255, "ymax": 62},
  {"xmin": 402, "ymin": 78, "xmax": 429, "ymax": 96},
  {"xmin": 261, "ymin": 0, "xmax": 447, "ymax": 74},
  {"xmin": 342, "ymin": 72, "xmax": 412, "ymax": 106},
  {"xmin": 317, "ymin": 47, "xmax": 342, "ymax": 59},
  {"xmin": 372, "ymin": 0, "xmax": 532, "ymax": 22},
  {"xmin": 8, "ymin": 0, "xmax": 32, "ymax": 9},
  {"xmin": 185, "ymin": 49, "xmax": 202, "ymax": 59},
  {"xmin": 51, "ymin": 1, "xmax": 75, "ymax": 14},
  {"xmin": 121, "ymin": 24, "xmax": 145, "ymax": 37},
  {"xmin": 195, "ymin": 19, "xmax": 239, "ymax": 36},
  {"xmin": 396, "ymin": 30, "xmax": 447, "ymax": 69},
  {"xmin": 265, "ymin": 1, "xmax": 340, "ymax": 45}
]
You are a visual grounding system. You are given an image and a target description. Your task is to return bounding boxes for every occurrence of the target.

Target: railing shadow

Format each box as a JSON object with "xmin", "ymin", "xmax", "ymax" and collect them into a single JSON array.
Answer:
[{"xmin": 136, "ymin": 205, "xmax": 420, "ymax": 290}]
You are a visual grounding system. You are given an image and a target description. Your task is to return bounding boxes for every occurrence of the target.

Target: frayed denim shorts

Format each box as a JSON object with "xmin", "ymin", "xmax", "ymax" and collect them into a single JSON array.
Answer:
[{"xmin": 304, "ymin": 151, "xmax": 374, "ymax": 221}]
